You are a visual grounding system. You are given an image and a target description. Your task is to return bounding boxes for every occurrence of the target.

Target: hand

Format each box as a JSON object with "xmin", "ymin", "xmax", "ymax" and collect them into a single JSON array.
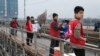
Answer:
[
  {"xmin": 81, "ymin": 37, "xmax": 86, "ymax": 41},
  {"xmin": 84, "ymin": 38, "xmax": 87, "ymax": 41},
  {"xmin": 30, "ymin": 30, "xmax": 33, "ymax": 33}
]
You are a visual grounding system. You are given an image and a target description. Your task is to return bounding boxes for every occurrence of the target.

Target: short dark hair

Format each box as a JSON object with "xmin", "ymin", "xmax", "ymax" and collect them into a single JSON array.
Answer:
[
  {"xmin": 53, "ymin": 13, "xmax": 58, "ymax": 18},
  {"xmin": 64, "ymin": 20, "xmax": 70, "ymax": 24},
  {"xmin": 27, "ymin": 16, "xmax": 30, "ymax": 20},
  {"xmin": 74, "ymin": 6, "xmax": 84, "ymax": 13},
  {"xmin": 31, "ymin": 16, "xmax": 34, "ymax": 18}
]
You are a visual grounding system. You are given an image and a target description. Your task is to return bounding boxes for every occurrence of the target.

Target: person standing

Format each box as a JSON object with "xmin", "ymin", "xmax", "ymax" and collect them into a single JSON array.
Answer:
[
  {"xmin": 68, "ymin": 6, "xmax": 86, "ymax": 56},
  {"xmin": 26, "ymin": 16, "xmax": 33, "ymax": 46},
  {"xmin": 59, "ymin": 20, "xmax": 69, "ymax": 39},
  {"xmin": 59, "ymin": 20, "xmax": 66, "ymax": 39},
  {"xmin": 49, "ymin": 13, "xmax": 60, "ymax": 56},
  {"xmin": 64, "ymin": 20, "xmax": 69, "ymax": 38},
  {"xmin": 10, "ymin": 17, "xmax": 19, "ymax": 36},
  {"xmin": 32, "ymin": 21, "xmax": 41, "ymax": 32}
]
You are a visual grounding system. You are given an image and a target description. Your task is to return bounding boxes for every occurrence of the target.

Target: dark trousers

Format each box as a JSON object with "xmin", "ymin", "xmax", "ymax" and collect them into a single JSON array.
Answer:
[
  {"xmin": 73, "ymin": 48, "xmax": 85, "ymax": 56},
  {"xmin": 49, "ymin": 39, "xmax": 59, "ymax": 56},
  {"xmin": 10, "ymin": 28, "xmax": 17, "ymax": 36},
  {"xmin": 26, "ymin": 32, "xmax": 33, "ymax": 45}
]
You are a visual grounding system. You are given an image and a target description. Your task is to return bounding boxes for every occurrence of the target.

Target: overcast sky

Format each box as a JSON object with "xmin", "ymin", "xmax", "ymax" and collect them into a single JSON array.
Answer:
[{"xmin": 18, "ymin": 0, "xmax": 100, "ymax": 19}]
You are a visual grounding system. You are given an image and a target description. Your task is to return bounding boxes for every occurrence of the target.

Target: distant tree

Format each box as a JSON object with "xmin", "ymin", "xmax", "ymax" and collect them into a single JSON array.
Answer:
[{"xmin": 37, "ymin": 11, "xmax": 47, "ymax": 25}]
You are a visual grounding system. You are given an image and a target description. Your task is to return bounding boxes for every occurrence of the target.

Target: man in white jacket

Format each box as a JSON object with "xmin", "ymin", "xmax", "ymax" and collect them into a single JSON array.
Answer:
[{"xmin": 32, "ymin": 21, "xmax": 41, "ymax": 33}]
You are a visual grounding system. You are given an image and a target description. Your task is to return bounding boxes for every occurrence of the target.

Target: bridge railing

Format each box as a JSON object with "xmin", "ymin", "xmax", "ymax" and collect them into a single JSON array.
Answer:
[
  {"xmin": 0, "ymin": 23, "xmax": 100, "ymax": 56},
  {"xmin": 0, "ymin": 25, "xmax": 28, "ymax": 56}
]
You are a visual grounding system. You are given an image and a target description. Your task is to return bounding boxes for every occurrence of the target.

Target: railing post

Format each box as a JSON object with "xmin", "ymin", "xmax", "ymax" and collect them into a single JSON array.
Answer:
[
  {"xmin": 3, "ymin": 29, "xmax": 6, "ymax": 49},
  {"xmin": 1, "ymin": 27, "xmax": 3, "ymax": 47},
  {"xmin": 21, "ymin": 27, "xmax": 25, "ymax": 56},
  {"xmin": 14, "ymin": 41, "xmax": 17, "ymax": 56},
  {"xmin": 34, "ymin": 32, "xmax": 38, "ymax": 56},
  {"xmin": 60, "ymin": 40, "xmax": 64, "ymax": 56},
  {"xmin": 87, "ymin": 25, "xmax": 89, "ymax": 37},
  {"xmin": 10, "ymin": 39, "xmax": 12, "ymax": 56},
  {"xmin": 99, "ymin": 28, "xmax": 100, "ymax": 39}
]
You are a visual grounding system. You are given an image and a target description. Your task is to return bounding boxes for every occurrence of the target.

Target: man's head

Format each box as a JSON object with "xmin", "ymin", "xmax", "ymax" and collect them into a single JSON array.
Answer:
[
  {"xmin": 31, "ymin": 16, "xmax": 34, "ymax": 19},
  {"xmin": 74, "ymin": 6, "xmax": 84, "ymax": 20},
  {"xmin": 27, "ymin": 16, "xmax": 30, "ymax": 21},
  {"xmin": 31, "ymin": 16, "xmax": 34, "ymax": 18},
  {"xmin": 53, "ymin": 13, "xmax": 58, "ymax": 20},
  {"xmin": 65, "ymin": 20, "xmax": 69, "ymax": 24}
]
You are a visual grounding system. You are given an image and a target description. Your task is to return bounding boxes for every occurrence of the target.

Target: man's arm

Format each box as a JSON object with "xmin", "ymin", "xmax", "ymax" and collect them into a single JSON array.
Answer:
[
  {"xmin": 74, "ymin": 23, "xmax": 81, "ymax": 39},
  {"xmin": 74, "ymin": 23, "xmax": 86, "ymax": 41}
]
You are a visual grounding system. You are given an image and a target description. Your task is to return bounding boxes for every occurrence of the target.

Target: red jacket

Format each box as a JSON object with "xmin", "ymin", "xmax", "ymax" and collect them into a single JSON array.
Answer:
[
  {"xmin": 10, "ymin": 20, "xmax": 18, "ymax": 28},
  {"xmin": 68, "ymin": 19, "xmax": 85, "ymax": 46},
  {"xmin": 26, "ymin": 20, "xmax": 32, "ymax": 32},
  {"xmin": 49, "ymin": 20, "xmax": 60, "ymax": 37}
]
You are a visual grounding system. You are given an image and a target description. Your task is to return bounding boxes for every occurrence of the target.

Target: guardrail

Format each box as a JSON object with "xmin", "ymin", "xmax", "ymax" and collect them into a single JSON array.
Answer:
[
  {"xmin": 0, "ymin": 24, "xmax": 43, "ymax": 56},
  {"xmin": 0, "ymin": 23, "xmax": 100, "ymax": 56}
]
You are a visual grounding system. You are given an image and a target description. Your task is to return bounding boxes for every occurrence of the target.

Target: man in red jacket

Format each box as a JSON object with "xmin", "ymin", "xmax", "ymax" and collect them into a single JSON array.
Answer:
[
  {"xmin": 49, "ymin": 13, "xmax": 60, "ymax": 56},
  {"xmin": 68, "ymin": 6, "xmax": 86, "ymax": 56},
  {"xmin": 10, "ymin": 18, "xmax": 19, "ymax": 35}
]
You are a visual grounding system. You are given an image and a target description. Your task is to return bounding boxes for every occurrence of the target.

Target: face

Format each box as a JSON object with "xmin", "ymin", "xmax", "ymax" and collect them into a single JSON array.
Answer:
[
  {"xmin": 75, "ymin": 10, "xmax": 84, "ymax": 20},
  {"xmin": 54, "ymin": 16, "xmax": 58, "ymax": 20}
]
